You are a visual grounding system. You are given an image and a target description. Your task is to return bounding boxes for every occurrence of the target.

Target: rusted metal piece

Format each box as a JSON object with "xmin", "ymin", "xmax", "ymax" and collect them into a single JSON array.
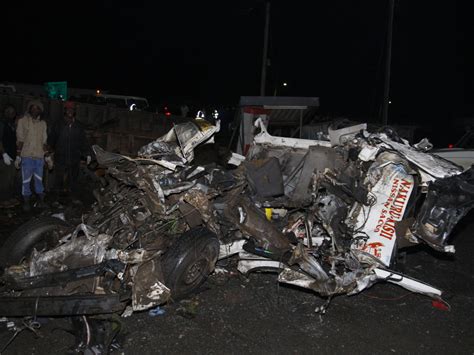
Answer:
[
  {"xmin": 224, "ymin": 195, "xmax": 291, "ymax": 252},
  {"xmin": 183, "ymin": 189, "xmax": 221, "ymax": 236}
]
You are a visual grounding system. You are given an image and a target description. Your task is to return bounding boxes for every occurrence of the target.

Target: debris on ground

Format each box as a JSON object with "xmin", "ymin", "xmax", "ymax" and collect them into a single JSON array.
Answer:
[
  {"xmin": 176, "ymin": 299, "xmax": 200, "ymax": 319},
  {"xmin": 148, "ymin": 306, "xmax": 166, "ymax": 317},
  {"xmin": 1, "ymin": 119, "xmax": 474, "ymax": 350}
]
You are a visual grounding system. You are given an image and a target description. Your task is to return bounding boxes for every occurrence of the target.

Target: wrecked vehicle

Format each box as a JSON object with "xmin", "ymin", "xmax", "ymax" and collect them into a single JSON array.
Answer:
[{"xmin": 1, "ymin": 118, "xmax": 474, "ymax": 319}]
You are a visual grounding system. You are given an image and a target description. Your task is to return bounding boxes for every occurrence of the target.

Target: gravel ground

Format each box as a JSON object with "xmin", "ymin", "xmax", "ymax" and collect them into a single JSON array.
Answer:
[{"xmin": 0, "ymin": 204, "xmax": 473, "ymax": 354}]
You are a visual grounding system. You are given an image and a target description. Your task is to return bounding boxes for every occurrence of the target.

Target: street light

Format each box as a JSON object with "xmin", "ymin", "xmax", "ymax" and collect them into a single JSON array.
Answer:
[{"xmin": 274, "ymin": 82, "xmax": 288, "ymax": 96}]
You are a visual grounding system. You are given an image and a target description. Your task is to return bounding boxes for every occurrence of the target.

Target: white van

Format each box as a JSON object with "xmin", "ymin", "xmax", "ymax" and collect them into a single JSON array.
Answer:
[
  {"xmin": 102, "ymin": 94, "xmax": 149, "ymax": 111},
  {"xmin": 90, "ymin": 94, "xmax": 149, "ymax": 111}
]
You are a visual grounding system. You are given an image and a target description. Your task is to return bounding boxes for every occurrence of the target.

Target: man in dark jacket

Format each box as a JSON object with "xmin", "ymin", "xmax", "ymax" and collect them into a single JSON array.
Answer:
[
  {"xmin": 0, "ymin": 105, "xmax": 18, "ymax": 204},
  {"xmin": 49, "ymin": 101, "xmax": 91, "ymax": 195}
]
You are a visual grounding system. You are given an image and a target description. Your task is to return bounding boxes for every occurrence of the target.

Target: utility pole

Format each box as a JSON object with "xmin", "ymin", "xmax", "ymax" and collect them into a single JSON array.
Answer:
[
  {"xmin": 260, "ymin": 1, "xmax": 270, "ymax": 96},
  {"xmin": 382, "ymin": 0, "xmax": 395, "ymax": 125}
]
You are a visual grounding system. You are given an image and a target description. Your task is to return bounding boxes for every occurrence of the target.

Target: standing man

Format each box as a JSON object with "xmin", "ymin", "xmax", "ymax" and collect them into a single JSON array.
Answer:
[
  {"xmin": 0, "ymin": 105, "xmax": 18, "ymax": 205},
  {"xmin": 16, "ymin": 100, "xmax": 48, "ymax": 211},
  {"xmin": 49, "ymin": 101, "xmax": 91, "ymax": 197}
]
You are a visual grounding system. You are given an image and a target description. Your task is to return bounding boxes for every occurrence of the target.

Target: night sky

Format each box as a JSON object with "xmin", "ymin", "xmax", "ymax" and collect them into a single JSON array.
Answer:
[{"xmin": 2, "ymin": 1, "xmax": 465, "ymax": 125}]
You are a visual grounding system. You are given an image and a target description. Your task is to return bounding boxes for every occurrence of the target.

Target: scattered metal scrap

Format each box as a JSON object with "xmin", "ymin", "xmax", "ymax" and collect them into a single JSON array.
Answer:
[{"xmin": 1, "ymin": 117, "xmax": 474, "ymax": 327}]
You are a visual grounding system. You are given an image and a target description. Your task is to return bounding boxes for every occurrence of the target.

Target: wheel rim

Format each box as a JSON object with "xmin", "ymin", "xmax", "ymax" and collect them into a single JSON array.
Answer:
[{"xmin": 183, "ymin": 258, "xmax": 208, "ymax": 285}]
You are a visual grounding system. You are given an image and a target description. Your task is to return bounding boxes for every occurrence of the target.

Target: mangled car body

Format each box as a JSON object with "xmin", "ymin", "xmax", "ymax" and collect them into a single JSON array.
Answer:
[{"xmin": 1, "ymin": 118, "xmax": 474, "ymax": 317}]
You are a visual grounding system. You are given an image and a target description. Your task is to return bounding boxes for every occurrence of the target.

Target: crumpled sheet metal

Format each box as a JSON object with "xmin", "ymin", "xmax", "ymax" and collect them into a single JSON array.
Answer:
[
  {"xmin": 132, "ymin": 259, "xmax": 171, "ymax": 311},
  {"xmin": 235, "ymin": 246, "xmax": 441, "ymax": 299},
  {"xmin": 137, "ymin": 126, "xmax": 185, "ymax": 164},
  {"xmin": 237, "ymin": 251, "xmax": 285, "ymax": 274},
  {"xmin": 288, "ymin": 244, "xmax": 328, "ymax": 281},
  {"xmin": 224, "ymin": 195, "xmax": 292, "ymax": 252},
  {"xmin": 243, "ymin": 124, "xmax": 456, "ymax": 301},
  {"xmin": 112, "ymin": 249, "xmax": 162, "ymax": 264},
  {"xmin": 183, "ymin": 189, "xmax": 221, "ymax": 235},
  {"xmin": 285, "ymin": 243, "xmax": 368, "ymax": 297},
  {"xmin": 373, "ymin": 268, "xmax": 442, "ymax": 298},
  {"xmin": 379, "ymin": 137, "xmax": 462, "ymax": 179},
  {"xmin": 252, "ymin": 117, "xmax": 331, "ymax": 149},
  {"xmin": 138, "ymin": 120, "xmax": 220, "ymax": 163},
  {"xmin": 6, "ymin": 120, "xmax": 461, "ymax": 319},
  {"xmin": 351, "ymin": 162, "xmax": 415, "ymax": 266},
  {"xmin": 94, "ymin": 144, "xmax": 179, "ymax": 171},
  {"xmin": 411, "ymin": 166, "xmax": 474, "ymax": 252},
  {"xmin": 277, "ymin": 268, "xmax": 365, "ymax": 297},
  {"xmin": 328, "ymin": 123, "xmax": 367, "ymax": 147},
  {"xmin": 29, "ymin": 233, "xmax": 113, "ymax": 276},
  {"xmin": 277, "ymin": 265, "xmax": 443, "ymax": 298},
  {"xmin": 175, "ymin": 120, "xmax": 220, "ymax": 161}
]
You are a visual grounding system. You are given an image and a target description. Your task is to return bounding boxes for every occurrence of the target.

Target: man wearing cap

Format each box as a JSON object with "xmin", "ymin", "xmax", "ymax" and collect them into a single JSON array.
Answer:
[
  {"xmin": 15, "ymin": 100, "xmax": 48, "ymax": 211},
  {"xmin": 49, "ymin": 101, "xmax": 91, "ymax": 197}
]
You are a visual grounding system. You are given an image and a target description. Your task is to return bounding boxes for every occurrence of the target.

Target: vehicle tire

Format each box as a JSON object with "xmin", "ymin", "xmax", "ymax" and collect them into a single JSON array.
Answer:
[
  {"xmin": 162, "ymin": 227, "xmax": 219, "ymax": 299},
  {"xmin": 0, "ymin": 216, "xmax": 71, "ymax": 270}
]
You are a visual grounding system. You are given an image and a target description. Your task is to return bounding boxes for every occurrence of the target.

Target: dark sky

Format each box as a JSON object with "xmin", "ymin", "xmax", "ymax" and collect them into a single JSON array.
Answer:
[{"xmin": 2, "ymin": 1, "xmax": 464, "ymax": 123}]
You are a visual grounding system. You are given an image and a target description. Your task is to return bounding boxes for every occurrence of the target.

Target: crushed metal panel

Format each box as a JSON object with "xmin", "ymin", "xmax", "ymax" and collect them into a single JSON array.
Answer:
[
  {"xmin": 29, "ymin": 233, "xmax": 113, "ymax": 276},
  {"xmin": 328, "ymin": 123, "xmax": 367, "ymax": 147},
  {"xmin": 228, "ymin": 152, "xmax": 246, "ymax": 166},
  {"xmin": 1, "ymin": 119, "xmax": 468, "ymax": 319},
  {"xmin": 179, "ymin": 201, "xmax": 203, "ymax": 228},
  {"xmin": 379, "ymin": 138, "xmax": 462, "ymax": 178},
  {"xmin": 237, "ymin": 252, "xmax": 285, "ymax": 274},
  {"xmin": 183, "ymin": 189, "xmax": 221, "ymax": 235},
  {"xmin": 290, "ymin": 146, "xmax": 343, "ymax": 204},
  {"xmin": 224, "ymin": 196, "xmax": 292, "ymax": 252},
  {"xmin": 245, "ymin": 157, "xmax": 284, "ymax": 197},
  {"xmin": 176, "ymin": 120, "xmax": 220, "ymax": 162},
  {"xmin": 374, "ymin": 268, "xmax": 442, "ymax": 298},
  {"xmin": 138, "ymin": 120, "xmax": 220, "ymax": 163},
  {"xmin": 352, "ymin": 163, "xmax": 414, "ymax": 266},
  {"xmin": 218, "ymin": 239, "xmax": 246, "ymax": 260},
  {"xmin": 412, "ymin": 166, "xmax": 474, "ymax": 251},
  {"xmin": 132, "ymin": 258, "xmax": 171, "ymax": 311},
  {"xmin": 253, "ymin": 118, "xmax": 331, "ymax": 149},
  {"xmin": 278, "ymin": 268, "xmax": 319, "ymax": 290}
]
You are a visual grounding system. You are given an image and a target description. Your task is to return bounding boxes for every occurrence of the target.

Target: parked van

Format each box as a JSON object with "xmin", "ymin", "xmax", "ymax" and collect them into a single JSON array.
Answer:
[
  {"xmin": 77, "ymin": 93, "xmax": 149, "ymax": 111},
  {"xmin": 100, "ymin": 94, "xmax": 149, "ymax": 111}
]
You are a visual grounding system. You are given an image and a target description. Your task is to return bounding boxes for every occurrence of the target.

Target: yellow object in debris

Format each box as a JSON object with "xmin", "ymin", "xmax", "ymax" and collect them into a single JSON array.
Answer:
[
  {"xmin": 195, "ymin": 118, "xmax": 212, "ymax": 131},
  {"xmin": 265, "ymin": 208, "xmax": 272, "ymax": 221}
]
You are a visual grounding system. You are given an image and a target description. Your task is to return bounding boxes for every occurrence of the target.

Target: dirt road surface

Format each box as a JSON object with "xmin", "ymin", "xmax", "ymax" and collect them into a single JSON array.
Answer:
[{"xmin": 0, "ymin": 206, "xmax": 473, "ymax": 354}]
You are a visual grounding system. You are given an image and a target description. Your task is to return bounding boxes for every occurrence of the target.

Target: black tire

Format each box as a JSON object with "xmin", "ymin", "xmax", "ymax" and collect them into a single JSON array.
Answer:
[
  {"xmin": 0, "ymin": 216, "xmax": 71, "ymax": 269},
  {"xmin": 162, "ymin": 227, "xmax": 219, "ymax": 299}
]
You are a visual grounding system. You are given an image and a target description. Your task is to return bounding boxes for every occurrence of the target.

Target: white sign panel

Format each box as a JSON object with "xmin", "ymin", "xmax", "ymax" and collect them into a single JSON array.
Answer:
[{"xmin": 353, "ymin": 164, "xmax": 414, "ymax": 266}]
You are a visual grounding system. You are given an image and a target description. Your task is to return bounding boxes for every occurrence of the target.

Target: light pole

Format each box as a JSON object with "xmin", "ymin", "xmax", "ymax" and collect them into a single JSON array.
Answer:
[
  {"xmin": 382, "ymin": 0, "xmax": 395, "ymax": 125},
  {"xmin": 260, "ymin": 1, "xmax": 271, "ymax": 96}
]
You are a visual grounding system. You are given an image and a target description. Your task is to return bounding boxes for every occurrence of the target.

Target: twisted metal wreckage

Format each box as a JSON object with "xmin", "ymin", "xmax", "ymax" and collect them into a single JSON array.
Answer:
[{"xmin": 1, "ymin": 118, "xmax": 474, "ymax": 318}]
